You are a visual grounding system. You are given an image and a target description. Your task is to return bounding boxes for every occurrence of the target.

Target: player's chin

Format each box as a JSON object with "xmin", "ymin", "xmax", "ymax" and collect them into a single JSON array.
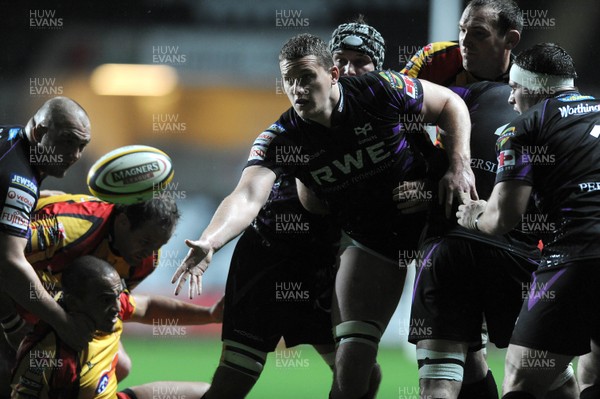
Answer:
[{"xmin": 97, "ymin": 322, "xmax": 117, "ymax": 334}]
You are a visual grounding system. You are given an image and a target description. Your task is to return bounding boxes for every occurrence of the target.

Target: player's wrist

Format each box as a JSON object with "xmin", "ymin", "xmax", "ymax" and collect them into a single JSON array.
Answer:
[{"xmin": 474, "ymin": 211, "xmax": 484, "ymax": 232}]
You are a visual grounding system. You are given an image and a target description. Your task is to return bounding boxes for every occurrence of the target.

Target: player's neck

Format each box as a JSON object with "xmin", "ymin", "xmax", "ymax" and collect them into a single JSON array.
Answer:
[{"xmin": 311, "ymin": 83, "xmax": 341, "ymax": 128}]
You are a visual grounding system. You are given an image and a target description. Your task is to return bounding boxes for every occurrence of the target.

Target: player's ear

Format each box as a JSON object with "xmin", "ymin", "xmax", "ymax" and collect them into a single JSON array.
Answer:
[
  {"xmin": 504, "ymin": 29, "xmax": 520, "ymax": 50},
  {"xmin": 330, "ymin": 65, "xmax": 340, "ymax": 85},
  {"xmin": 31, "ymin": 123, "xmax": 48, "ymax": 143}
]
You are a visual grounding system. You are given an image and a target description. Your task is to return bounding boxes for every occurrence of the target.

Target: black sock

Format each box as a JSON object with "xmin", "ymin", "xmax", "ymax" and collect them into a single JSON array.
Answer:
[
  {"xmin": 458, "ymin": 370, "xmax": 499, "ymax": 399},
  {"xmin": 581, "ymin": 385, "xmax": 600, "ymax": 399},
  {"xmin": 501, "ymin": 392, "xmax": 536, "ymax": 399}
]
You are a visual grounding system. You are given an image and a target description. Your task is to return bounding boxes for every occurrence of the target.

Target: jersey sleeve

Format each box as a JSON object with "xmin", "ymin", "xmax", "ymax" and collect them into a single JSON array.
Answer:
[
  {"xmin": 375, "ymin": 70, "xmax": 424, "ymax": 115},
  {"xmin": 494, "ymin": 111, "xmax": 541, "ymax": 185},
  {"xmin": 245, "ymin": 120, "xmax": 299, "ymax": 177},
  {"xmin": 0, "ymin": 174, "xmax": 39, "ymax": 239},
  {"xmin": 400, "ymin": 41, "xmax": 463, "ymax": 86},
  {"xmin": 119, "ymin": 291, "xmax": 136, "ymax": 321}
]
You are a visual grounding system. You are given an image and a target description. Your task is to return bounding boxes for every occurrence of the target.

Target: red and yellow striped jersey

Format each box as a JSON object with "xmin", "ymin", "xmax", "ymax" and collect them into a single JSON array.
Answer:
[
  {"xmin": 11, "ymin": 292, "xmax": 136, "ymax": 398},
  {"xmin": 401, "ymin": 41, "xmax": 488, "ymax": 87},
  {"xmin": 26, "ymin": 194, "xmax": 157, "ymax": 293}
]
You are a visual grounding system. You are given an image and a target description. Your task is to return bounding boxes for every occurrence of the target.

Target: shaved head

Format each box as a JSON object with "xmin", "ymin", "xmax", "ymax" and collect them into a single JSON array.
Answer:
[
  {"xmin": 25, "ymin": 96, "xmax": 92, "ymax": 178},
  {"xmin": 62, "ymin": 255, "xmax": 120, "ymax": 299},
  {"xmin": 28, "ymin": 96, "xmax": 90, "ymax": 141}
]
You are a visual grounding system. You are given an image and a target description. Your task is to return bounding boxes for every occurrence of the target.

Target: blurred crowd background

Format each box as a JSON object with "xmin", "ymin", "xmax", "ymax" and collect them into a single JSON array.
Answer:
[{"xmin": 1, "ymin": 0, "xmax": 599, "ymax": 341}]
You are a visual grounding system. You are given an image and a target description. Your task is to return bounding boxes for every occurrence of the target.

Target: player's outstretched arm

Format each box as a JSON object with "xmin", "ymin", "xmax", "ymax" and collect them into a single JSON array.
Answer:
[
  {"xmin": 0, "ymin": 233, "xmax": 94, "ymax": 350},
  {"xmin": 457, "ymin": 180, "xmax": 531, "ymax": 235},
  {"xmin": 172, "ymin": 165, "xmax": 276, "ymax": 298},
  {"xmin": 129, "ymin": 294, "xmax": 222, "ymax": 325},
  {"xmin": 419, "ymin": 79, "xmax": 478, "ymax": 216}
]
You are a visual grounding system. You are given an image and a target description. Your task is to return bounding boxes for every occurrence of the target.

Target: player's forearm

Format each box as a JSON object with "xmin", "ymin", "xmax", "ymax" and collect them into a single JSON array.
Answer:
[
  {"xmin": 435, "ymin": 93, "xmax": 471, "ymax": 173},
  {"xmin": 200, "ymin": 192, "xmax": 264, "ymax": 253},
  {"xmin": 134, "ymin": 295, "xmax": 216, "ymax": 325},
  {"xmin": 469, "ymin": 182, "xmax": 530, "ymax": 235},
  {"xmin": 1, "ymin": 258, "xmax": 67, "ymax": 327}
]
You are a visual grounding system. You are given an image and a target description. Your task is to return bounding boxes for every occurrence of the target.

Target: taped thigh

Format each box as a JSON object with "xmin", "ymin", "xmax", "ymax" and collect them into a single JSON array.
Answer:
[
  {"xmin": 333, "ymin": 320, "xmax": 382, "ymax": 350},
  {"xmin": 549, "ymin": 362, "xmax": 574, "ymax": 391},
  {"xmin": 416, "ymin": 348, "xmax": 466, "ymax": 382},
  {"xmin": 220, "ymin": 339, "xmax": 268, "ymax": 380}
]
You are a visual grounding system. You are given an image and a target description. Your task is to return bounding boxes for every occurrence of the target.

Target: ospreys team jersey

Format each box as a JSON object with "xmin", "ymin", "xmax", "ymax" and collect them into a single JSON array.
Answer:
[
  {"xmin": 11, "ymin": 292, "xmax": 136, "ymax": 398},
  {"xmin": 496, "ymin": 91, "xmax": 600, "ymax": 267},
  {"xmin": 424, "ymin": 82, "xmax": 540, "ymax": 258},
  {"xmin": 401, "ymin": 41, "xmax": 510, "ymax": 86},
  {"xmin": 0, "ymin": 126, "xmax": 41, "ymax": 238},
  {"xmin": 246, "ymin": 71, "xmax": 427, "ymax": 252},
  {"xmin": 26, "ymin": 195, "xmax": 157, "ymax": 292},
  {"xmin": 251, "ymin": 172, "xmax": 340, "ymax": 249}
]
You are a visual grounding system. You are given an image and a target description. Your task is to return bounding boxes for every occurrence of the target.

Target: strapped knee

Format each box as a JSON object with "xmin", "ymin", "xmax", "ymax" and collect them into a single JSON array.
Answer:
[
  {"xmin": 417, "ymin": 348, "xmax": 466, "ymax": 382},
  {"xmin": 548, "ymin": 362, "xmax": 574, "ymax": 391},
  {"xmin": 220, "ymin": 340, "xmax": 267, "ymax": 380},
  {"xmin": 333, "ymin": 320, "xmax": 382, "ymax": 350}
]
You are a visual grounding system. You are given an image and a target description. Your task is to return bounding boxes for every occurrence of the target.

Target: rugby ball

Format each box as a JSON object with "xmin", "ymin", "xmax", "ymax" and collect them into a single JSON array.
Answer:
[{"xmin": 87, "ymin": 145, "xmax": 174, "ymax": 204}]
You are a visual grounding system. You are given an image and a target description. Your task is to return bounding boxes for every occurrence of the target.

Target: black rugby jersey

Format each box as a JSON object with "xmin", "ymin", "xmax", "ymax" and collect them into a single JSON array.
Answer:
[
  {"xmin": 0, "ymin": 126, "xmax": 40, "ymax": 238},
  {"xmin": 424, "ymin": 82, "xmax": 540, "ymax": 258},
  {"xmin": 251, "ymin": 172, "xmax": 340, "ymax": 249},
  {"xmin": 495, "ymin": 91, "xmax": 600, "ymax": 266},
  {"xmin": 246, "ymin": 70, "xmax": 428, "ymax": 237}
]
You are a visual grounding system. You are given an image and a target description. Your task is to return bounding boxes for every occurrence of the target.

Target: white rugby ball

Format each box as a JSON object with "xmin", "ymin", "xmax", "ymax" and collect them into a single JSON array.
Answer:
[{"xmin": 87, "ymin": 145, "xmax": 174, "ymax": 204}]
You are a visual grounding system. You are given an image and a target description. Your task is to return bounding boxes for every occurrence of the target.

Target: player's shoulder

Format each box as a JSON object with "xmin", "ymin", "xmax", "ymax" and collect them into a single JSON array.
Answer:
[
  {"xmin": 451, "ymin": 81, "xmax": 510, "ymax": 102},
  {"xmin": 35, "ymin": 193, "xmax": 107, "ymax": 210},
  {"xmin": 344, "ymin": 70, "xmax": 414, "ymax": 93},
  {"xmin": 548, "ymin": 91, "xmax": 599, "ymax": 113},
  {"xmin": 401, "ymin": 41, "xmax": 461, "ymax": 77},
  {"xmin": 421, "ymin": 41, "xmax": 460, "ymax": 55},
  {"xmin": 0, "ymin": 126, "xmax": 24, "ymax": 142},
  {"xmin": 0, "ymin": 126, "xmax": 27, "ymax": 165}
]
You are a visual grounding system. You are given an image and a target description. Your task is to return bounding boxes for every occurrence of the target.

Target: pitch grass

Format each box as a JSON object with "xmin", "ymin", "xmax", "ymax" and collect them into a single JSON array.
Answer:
[{"xmin": 119, "ymin": 337, "xmax": 508, "ymax": 398}]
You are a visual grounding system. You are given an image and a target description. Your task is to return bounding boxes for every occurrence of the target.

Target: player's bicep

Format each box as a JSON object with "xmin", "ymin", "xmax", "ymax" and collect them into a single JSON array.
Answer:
[
  {"xmin": 419, "ymin": 79, "xmax": 462, "ymax": 123},
  {"xmin": 0, "ymin": 232, "xmax": 28, "ymax": 266}
]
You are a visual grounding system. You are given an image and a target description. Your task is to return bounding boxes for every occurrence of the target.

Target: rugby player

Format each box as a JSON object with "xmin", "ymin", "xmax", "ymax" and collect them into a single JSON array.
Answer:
[
  {"xmin": 0, "ymin": 194, "xmax": 180, "ymax": 391},
  {"xmin": 195, "ymin": 19, "xmax": 385, "ymax": 399},
  {"xmin": 0, "ymin": 97, "xmax": 93, "ymax": 397},
  {"xmin": 457, "ymin": 43, "xmax": 600, "ymax": 399},
  {"xmin": 173, "ymin": 33, "xmax": 476, "ymax": 399},
  {"xmin": 10, "ymin": 255, "xmax": 216, "ymax": 398},
  {"xmin": 398, "ymin": 2, "xmax": 575, "ymax": 397}
]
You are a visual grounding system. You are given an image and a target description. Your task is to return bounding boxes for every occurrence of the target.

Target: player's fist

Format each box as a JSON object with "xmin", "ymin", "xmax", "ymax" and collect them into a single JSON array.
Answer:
[
  {"xmin": 456, "ymin": 199, "xmax": 487, "ymax": 231},
  {"xmin": 171, "ymin": 239, "xmax": 213, "ymax": 299}
]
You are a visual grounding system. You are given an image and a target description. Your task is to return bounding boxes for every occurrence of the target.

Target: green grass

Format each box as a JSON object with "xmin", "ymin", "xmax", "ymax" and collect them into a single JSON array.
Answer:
[{"xmin": 119, "ymin": 337, "xmax": 508, "ymax": 398}]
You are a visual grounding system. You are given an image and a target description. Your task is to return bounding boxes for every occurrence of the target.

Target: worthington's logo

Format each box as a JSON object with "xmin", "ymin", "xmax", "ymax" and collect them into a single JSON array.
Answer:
[
  {"xmin": 558, "ymin": 103, "xmax": 600, "ymax": 118},
  {"xmin": 111, "ymin": 161, "xmax": 160, "ymax": 183}
]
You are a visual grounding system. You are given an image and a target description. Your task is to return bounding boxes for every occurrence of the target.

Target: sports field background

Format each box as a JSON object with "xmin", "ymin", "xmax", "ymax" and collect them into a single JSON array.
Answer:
[{"xmin": 119, "ymin": 337, "xmax": 507, "ymax": 398}]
